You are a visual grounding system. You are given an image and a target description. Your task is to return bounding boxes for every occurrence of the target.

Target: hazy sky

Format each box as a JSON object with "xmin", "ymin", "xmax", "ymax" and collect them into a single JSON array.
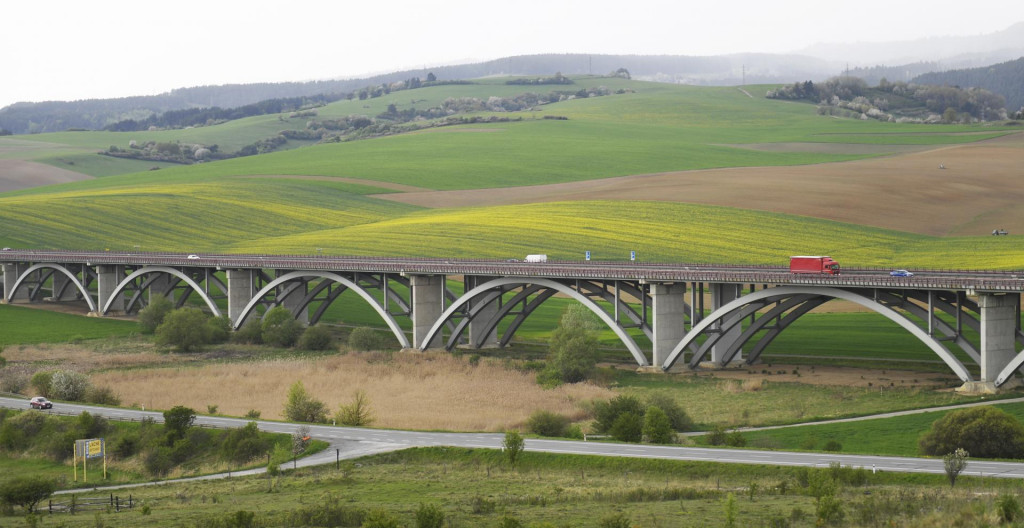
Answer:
[{"xmin": 3, "ymin": 0, "xmax": 1023, "ymax": 108}]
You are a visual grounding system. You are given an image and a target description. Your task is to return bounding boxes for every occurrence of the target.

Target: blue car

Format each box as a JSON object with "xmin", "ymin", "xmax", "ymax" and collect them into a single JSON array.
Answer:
[{"xmin": 890, "ymin": 269, "xmax": 913, "ymax": 277}]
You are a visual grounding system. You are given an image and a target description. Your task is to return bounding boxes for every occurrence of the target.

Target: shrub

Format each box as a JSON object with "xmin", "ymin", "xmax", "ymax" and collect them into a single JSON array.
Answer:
[
  {"xmin": 298, "ymin": 325, "xmax": 334, "ymax": 351},
  {"xmin": 245, "ymin": 409, "xmax": 261, "ymax": 419},
  {"xmin": 415, "ymin": 502, "xmax": 445, "ymax": 528},
  {"xmin": 50, "ymin": 370, "xmax": 90, "ymax": 401},
  {"xmin": 997, "ymin": 494, "xmax": 1023, "ymax": 523},
  {"xmin": 503, "ymin": 431, "xmax": 525, "ymax": 468},
  {"xmin": 75, "ymin": 411, "xmax": 108, "ymax": 439},
  {"xmin": 646, "ymin": 393, "xmax": 693, "ymax": 431},
  {"xmin": 610, "ymin": 413, "xmax": 643, "ymax": 443},
  {"xmin": 138, "ymin": 295, "xmax": 173, "ymax": 334},
  {"xmin": 0, "ymin": 476, "xmax": 56, "ymax": 513},
  {"xmin": 163, "ymin": 406, "xmax": 196, "ymax": 442},
  {"xmin": 84, "ymin": 385, "xmax": 121, "ymax": 406},
  {"xmin": 348, "ymin": 327, "xmax": 386, "ymax": 351},
  {"xmin": 0, "ymin": 369, "xmax": 28, "ymax": 394},
  {"xmin": 261, "ymin": 306, "xmax": 303, "ymax": 347},
  {"xmin": 221, "ymin": 422, "xmax": 268, "ymax": 464},
  {"xmin": 593, "ymin": 395, "xmax": 645, "ymax": 433},
  {"xmin": 546, "ymin": 305, "xmax": 601, "ymax": 383},
  {"xmin": 943, "ymin": 448, "xmax": 969, "ymax": 487},
  {"xmin": 707, "ymin": 426, "xmax": 727, "ymax": 446},
  {"xmin": 143, "ymin": 446, "xmax": 174, "ymax": 476},
  {"xmin": 205, "ymin": 316, "xmax": 232, "ymax": 344},
  {"xmin": 155, "ymin": 307, "xmax": 215, "ymax": 352},
  {"xmin": 642, "ymin": 406, "xmax": 675, "ymax": 444},
  {"xmin": 823, "ymin": 439, "xmax": 842, "ymax": 452},
  {"xmin": 363, "ymin": 508, "xmax": 401, "ymax": 528},
  {"xmin": 919, "ymin": 406, "xmax": 1024, "ymax": 458},
  {"xmin": 526, "ymin": 410, "xmax": 570, "ymax": 437},
  {"xmin": 725, "ymin": 430, "xmax": 747, "ymax": 447},
  {"xmin": 232, "ymin": 321, "xmax": 263, "ymax": 344},
  {"xmin": 29, "ymin": 371, "xmax": 53, "ymax": 398},
  {"xmin": 335, "ymin": 390, "xmax": 373, "ymax": 426},
  {"xmin": 598, "ymin": 512, "xmax": 632, "ymax": 528},
  {"xmin": 283, "ymin": 381, "xmax": 328, "ymax": 423}
]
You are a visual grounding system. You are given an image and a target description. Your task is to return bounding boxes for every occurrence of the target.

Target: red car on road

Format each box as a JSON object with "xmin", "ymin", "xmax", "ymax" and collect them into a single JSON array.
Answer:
[{"xmin": 29, "ymin": 397, "xmax": 52, "ymax": 409}]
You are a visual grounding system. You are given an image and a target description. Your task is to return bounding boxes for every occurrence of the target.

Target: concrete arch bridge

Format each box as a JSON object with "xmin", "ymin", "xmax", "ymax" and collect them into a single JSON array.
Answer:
[{"xmin": 3, "ymin": 250, "xmax": 1022, "ymax": 392}]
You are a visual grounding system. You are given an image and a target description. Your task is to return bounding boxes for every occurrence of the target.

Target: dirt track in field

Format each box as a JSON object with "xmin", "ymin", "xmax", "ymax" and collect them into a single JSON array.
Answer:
[
  {"xmin": 375, "ymin": 132, "xmax": 1024, "ymax": 236},
  {"xmin": 0, "ymin": 159, "xmax": 92, "ymax": 192}
]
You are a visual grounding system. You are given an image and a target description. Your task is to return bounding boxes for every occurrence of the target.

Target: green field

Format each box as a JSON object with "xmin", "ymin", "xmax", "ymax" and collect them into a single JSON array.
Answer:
[
  {"xmin": 717, "ymin": 400, "xmax": 1024, "ymax": 457},
  {"xmin": 5, "ymin": 445, "xmax": 1019, "ymax": 527},
  {"xmin": 0, "ymin": 305, "xmax": 138, "ymax": 346}
]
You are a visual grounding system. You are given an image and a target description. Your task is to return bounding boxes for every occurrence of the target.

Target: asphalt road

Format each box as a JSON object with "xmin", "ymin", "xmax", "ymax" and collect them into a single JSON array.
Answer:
[{"xmin": 8, "ymin": 396, "xmax": 1024, "ymax": 488}]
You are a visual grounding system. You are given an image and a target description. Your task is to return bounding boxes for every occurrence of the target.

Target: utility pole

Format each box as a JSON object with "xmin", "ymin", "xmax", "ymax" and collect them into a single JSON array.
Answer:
[{"xmin": 742, "ymin": 64, "xmax": 745, "ymax": 85}]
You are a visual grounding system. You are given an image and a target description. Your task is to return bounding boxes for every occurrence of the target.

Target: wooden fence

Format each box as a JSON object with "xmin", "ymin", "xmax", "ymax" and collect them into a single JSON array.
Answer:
[{"xmin": 48, "ymin": 494, "xmax": 134, "ymax": 514}]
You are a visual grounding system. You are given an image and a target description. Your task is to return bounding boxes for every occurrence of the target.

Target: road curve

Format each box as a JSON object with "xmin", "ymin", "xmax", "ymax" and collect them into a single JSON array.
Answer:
[{"xmin": 6, "ymin": 396, "xmax": 1024, "ymax": 488}]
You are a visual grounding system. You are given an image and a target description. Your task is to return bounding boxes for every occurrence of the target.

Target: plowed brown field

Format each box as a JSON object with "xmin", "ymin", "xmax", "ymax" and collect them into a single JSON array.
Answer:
[{"xmin": 376, "ymin": 132, "xmax": 1024, "ymax": 236}]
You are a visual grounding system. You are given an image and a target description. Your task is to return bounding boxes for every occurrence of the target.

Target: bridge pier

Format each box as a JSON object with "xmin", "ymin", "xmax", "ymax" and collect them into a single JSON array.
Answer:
[
  {"xmin": 710, "ymin": 283, "xmax": 743, "ymax": 365},
  {"xmin": 276, "ymin": 271, "xmax": 308, "ymax": 324},
  {"xmin": 651, "ymin": 282, "xmax": 687, "ymax": 368},
  {"xmin": 227, "ymin": 269, "xmax": 255, "ymax": 325},
  {"xmin": 2, "ymin": 263, "xmax": 29, "ymax": 302},
  {"xmin": 960, "ymin": 293, "xmax": 1023, "ymax": 393},
  {"xmin": 96, "ymin": 265, "xmax": 125, "ymax": 315},
  {"xmin": 465, "ymin": 275, "xmax": 499, "ymax": 348},
  {"xmin": 411, "ymin": 275, "xmax": 445, "ymax": 349}
]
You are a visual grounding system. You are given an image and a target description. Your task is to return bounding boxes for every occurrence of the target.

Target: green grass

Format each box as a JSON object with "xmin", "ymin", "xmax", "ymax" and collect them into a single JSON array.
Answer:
[
  {"xmin": 723, "ymin": 401, "xmax": 1024, "ymax": 458},
  {"xmin": 6, "ymin": 445, "xmax": 1019, "ymax": 527},
  {"xmin": 0, "ymin": 305, "xmax": 138, "ymax": 346}
]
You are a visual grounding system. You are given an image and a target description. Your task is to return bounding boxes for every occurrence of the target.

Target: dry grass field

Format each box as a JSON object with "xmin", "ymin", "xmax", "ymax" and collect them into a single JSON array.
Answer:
[
  {"xmin": 88, "ymin": 351, "xmax": 614, "ymax": 431},
  {"xmin": 376, "ymin": 132, "xmax": 1024, "ymax": 236}
]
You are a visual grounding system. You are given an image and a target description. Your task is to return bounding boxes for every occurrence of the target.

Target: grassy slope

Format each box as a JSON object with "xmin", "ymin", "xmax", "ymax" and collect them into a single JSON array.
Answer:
[{"xmin": 727, "ymin": 401, "xmax": 1024, "ymax": 458}]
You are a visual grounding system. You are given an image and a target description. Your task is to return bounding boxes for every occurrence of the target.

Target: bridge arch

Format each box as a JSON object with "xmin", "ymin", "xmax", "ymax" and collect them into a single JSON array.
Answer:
[
  {"xmin": 418, "ymin": 277, "xmax": 649, "ymax": 366},
  {"xmin": 234, "ymin": 271, "xmax": 410, "ymax": 349},
  {"xmin": 105, "ymin": 267, "xmax": 222, "ymax": 316},
  {"xmin": 6, "ymin": 263, "xmax": 96, "ymax": 312},
  {"xmin": 662, "ymin": 286, "xmax": 973, "ymax": 382}
]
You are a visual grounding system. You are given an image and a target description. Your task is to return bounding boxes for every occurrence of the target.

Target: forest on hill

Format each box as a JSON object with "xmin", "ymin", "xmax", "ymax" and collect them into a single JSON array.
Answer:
[
  {"xmin": 912, "ymin": 57, "xmax": 1024, "ymax": 113},
  {"xmin": 0, "ymin": 53, "xmax": 830, "ymax": 135}
]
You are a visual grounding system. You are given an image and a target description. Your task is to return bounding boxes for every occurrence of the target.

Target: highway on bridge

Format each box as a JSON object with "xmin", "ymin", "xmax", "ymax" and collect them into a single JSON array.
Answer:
[
  {"xmin": 6, "ymin": 396, "xmax": 1024, "ymax": 488},
  {"xmin": 3, "ymin": 249, "xmax": 1024, "ymax": 291}
]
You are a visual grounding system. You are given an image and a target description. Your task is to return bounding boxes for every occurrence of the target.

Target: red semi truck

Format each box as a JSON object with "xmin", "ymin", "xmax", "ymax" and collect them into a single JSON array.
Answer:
[{"xmin": 790, "ymin": 256, "xmax": 841, "ymax": 275}]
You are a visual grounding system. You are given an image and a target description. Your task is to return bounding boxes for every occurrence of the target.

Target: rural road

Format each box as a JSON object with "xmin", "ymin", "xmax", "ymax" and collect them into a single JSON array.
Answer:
[{"xmin": 6, "ymin": 396, "xmax": 1024, "ymax": 492}]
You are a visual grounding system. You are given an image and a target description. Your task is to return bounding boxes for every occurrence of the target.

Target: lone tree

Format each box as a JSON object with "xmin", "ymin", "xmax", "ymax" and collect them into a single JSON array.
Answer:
[
  {"xmin": 503, "ymin": 430, "xmax": 525, "ymax": 468},
  {"xmin": 163, "ymin": 406, "xmax": 196, "ymax": 443},
  {"xmin": 283, "ymin": 380, "xmax": 328, "ymax": 423},
  {"xmin": 155, "ymin": 307, "xmax": 212, "ymax": 352},
  {"xmin": 544, "ymin": 304, "xmax": 601, "ymax": 383},
  {"xmin": 0, "ymin": 476, "xmax": 56, "ymax": 513},
  {"xmin": 943, "ymin": 448, "xmax": 969, "ymax": 487},
  {"xmin": 920, "ymin": 406, "xmax": 1024, "ymax": 459}
]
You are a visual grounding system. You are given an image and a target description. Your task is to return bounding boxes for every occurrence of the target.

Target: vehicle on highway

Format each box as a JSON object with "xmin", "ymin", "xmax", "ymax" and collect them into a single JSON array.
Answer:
[
  {"xmin": 789, "ymin": 255, "xmax": 841, "ymax": 275},
  {"xmin": 187, "ymin": 254, "xmax": 200, "ymax": 259},
  {"xmin": 525, "ymin": 254, "xmax": 548, "ymax": 263},
  {"xmin": 29, "ymin": 396, "xmax": 52, "ymax": 409},
  {"xmin": 1, "ymin": 247, "xmax": 10, "ymax": 251},
  {"xmin": 890, "ymin": 269, "xmax": 914, "ymax": 277}
]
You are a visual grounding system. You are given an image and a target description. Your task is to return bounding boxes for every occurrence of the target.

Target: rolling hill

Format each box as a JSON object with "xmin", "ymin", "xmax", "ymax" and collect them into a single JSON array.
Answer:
[{"xmin": 0, "ymin": 77, "xmax": 1021, "ymax": 269}]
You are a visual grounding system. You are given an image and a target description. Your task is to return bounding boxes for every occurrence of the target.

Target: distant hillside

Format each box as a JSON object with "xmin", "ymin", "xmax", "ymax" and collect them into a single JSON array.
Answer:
[
  {"xmin": 0, "ymin": 53, "xmax": 835, "ymax": 135},
  {"xmin": 912, "ymin": 57, "xmax": 1024, "ymax": 112},
  {"xmin": 797, "ymin": 22, "xmax": 1024, "ymax": 68}
]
